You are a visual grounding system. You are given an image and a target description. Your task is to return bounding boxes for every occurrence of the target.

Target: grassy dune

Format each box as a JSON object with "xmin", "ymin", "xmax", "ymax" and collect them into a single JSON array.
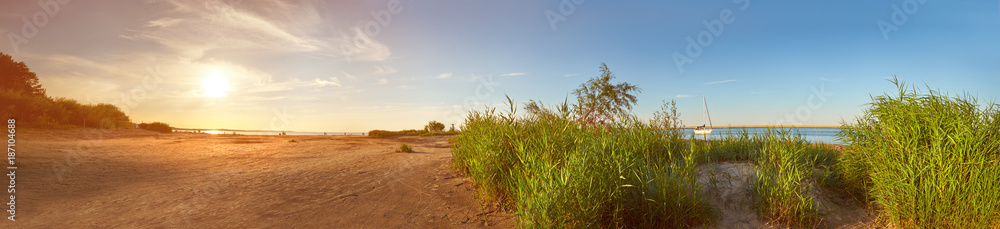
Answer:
[
  {"xmin": 450, "ymin": 105, "xmax": 838, "ymax": 227},
  {"xmin": 451, "ymin": 79, "xmax": 999, "ymax": 228},
  {"xmin": 837, "ymin": 79, "xmax": 1000, "ymax": 228},
  {"xmin": 451, "ymin": 105, "xmax": 712, "ymax": 228}
]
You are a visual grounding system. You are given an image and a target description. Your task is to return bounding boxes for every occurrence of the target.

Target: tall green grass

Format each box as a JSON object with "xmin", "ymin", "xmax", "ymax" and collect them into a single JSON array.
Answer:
[
  {"xmin": 452, "ymin": 103, "xmax": 713, "ymax": 227},
  {"xmin": 838, "ymin": 78, "xmax": 1000, "ymax": 228},
  {"xmin": 451, "ymin": 100, "xmax": 849, "ymax": 227},
  {"xmin": 748, "ymin": 129, "xmax": 818, "ymax": 226}
]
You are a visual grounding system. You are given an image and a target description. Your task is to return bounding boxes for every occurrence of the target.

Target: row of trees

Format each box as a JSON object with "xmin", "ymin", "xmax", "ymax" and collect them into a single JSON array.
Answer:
[{"xmin": 0, "ymin": 52, "xmax": 134, "ymax": 129}]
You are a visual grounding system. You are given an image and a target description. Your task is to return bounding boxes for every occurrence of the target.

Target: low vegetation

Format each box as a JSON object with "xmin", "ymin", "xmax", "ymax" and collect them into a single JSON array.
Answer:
[
  {"xmin": 1, "ymin": 52, "xmax": 139, "ymax": 129},
  {"xmin": 836, "ymin": 78, "xmax": 1000, "ymax": 228},
  {"xmin": 452, "ymin": 99, "xmax": 712, "ymax": 227},
  {"xmin": 138, "ymin": 122, "xmax": 173, "ymax": 133},
  {"xmin": 452, "ymin": 65, "xmax": 997, "ymax": 227},
  {"xmin": 369, "ymin": 121, "xmax": 460, "ymax": 138},
  {"xmin": 396, "ymin": 143, "xmax": 413, "ymax": 153},
  {"xmin": 424, "ymin": 120, "xmax": 445, "ymax": 132}
]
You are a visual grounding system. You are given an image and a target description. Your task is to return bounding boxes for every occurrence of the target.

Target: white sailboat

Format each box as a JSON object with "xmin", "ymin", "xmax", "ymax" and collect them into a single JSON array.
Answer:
[{"xmin": 694, "ymin": 95, "xmax": 713, "ymax": 134}]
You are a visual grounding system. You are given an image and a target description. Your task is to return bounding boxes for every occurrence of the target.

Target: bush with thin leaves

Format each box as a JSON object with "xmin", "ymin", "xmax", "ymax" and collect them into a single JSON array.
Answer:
[{"xmin": 838, "ymin": 77, "xmax": 1000, "ymax": 228}]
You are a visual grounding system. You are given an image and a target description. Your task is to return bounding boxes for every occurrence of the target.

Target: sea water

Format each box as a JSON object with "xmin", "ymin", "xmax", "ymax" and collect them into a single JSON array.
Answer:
[{"xmin": 678, "ymin": 127, "xmax": 844, "ymax": 145}]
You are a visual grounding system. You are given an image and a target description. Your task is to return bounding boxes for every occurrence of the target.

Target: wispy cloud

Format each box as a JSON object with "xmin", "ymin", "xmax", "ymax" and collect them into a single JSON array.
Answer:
[
  {"xmin": 704, "ymin": 79, "xmax": 738, "ymax": 85},
  {"xmin": 121, "ymin": 1, "xmax": 393, "ymax": 62},
  {"xmin": 146, "ymin": 18, "xmax": 182, "ymax": 28},
  {"xmin": 313, "ymin": 77, "xmax": 341, "ymax": 87},
  {"xmin": 674, "ymin": 94, "xmax": 692, "ymax": 98},
  {"xmin": 501, "ymin": 72, "xmax": 526, "ymax": 76},
  {"xmin": 376, "ymin": 78, "xmax": 388, "ymax": 84},
  {"xmin": 564, "ymin": 73, "xmax": 579, "ymax": 77},
  {"xmin": 122, "ymin": 1, "xmax": 327, "ymax": 60},
  {"xmin": 435, "ymin": 72, "xmax": 453, "ymax": 79}
]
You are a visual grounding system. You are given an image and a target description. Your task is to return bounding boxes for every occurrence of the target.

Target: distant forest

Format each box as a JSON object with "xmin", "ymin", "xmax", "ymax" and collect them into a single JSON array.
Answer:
[{"xmin": 0, "ymin": 52, "xmax": 134, "ymax": 129}]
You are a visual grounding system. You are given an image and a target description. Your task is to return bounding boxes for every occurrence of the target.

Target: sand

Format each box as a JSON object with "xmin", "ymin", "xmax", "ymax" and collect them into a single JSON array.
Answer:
[
  {"xmin": 7, "ymin": 129, "xmax": 513, "ymax": 228},
  {"xmin": 695, "ymin": 162, "xmax": 871, "ymax": 229}
]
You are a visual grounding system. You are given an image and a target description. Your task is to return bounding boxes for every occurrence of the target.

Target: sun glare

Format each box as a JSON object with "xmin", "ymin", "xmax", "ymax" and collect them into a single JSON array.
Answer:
[{"xmin": 203, "ymin": 72, "xmax": 230, "ymax": 97}]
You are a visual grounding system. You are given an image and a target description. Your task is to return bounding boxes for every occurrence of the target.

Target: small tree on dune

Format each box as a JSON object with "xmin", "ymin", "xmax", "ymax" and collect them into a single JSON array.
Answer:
[
  {"xmin": 572, "ymin": 63, "xmax": 641, "ymax": 127},
  {"xmin": 425, "ymin": 120, "xmax": 445, "ymax": 132}
]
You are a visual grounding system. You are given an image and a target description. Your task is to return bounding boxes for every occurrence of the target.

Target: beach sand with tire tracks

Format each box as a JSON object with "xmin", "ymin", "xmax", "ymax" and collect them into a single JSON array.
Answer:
[{"xmin": 9, "ymin": 129, "xmax": 513, "ymax": 228}]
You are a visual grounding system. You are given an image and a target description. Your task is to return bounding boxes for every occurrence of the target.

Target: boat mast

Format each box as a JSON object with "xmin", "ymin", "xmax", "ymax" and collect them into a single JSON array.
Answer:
[{"xmin": 703, "ymin": 95, "xmax": 713, "ymax": 129}]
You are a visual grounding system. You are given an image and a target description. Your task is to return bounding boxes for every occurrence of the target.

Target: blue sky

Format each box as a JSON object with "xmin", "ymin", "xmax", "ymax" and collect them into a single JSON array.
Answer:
[{"xmin": 1, "ymin": 0, "xmax": 998, "ymax": 131}]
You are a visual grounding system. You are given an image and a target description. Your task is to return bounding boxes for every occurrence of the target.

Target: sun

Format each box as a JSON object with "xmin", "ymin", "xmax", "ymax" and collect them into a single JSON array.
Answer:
[{"xmin": 202, "ymin": 72, "xmax": 230, "ymax": 97}]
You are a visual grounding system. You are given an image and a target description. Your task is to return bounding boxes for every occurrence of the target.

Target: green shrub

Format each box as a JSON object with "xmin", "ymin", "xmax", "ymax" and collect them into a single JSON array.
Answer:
[
  {"xmin": 395, "ymin": 143, "xmax": 413, "ymax": 153},
  {"xmin": 837, "ymin": 78, "xmax": 1000, "ymax": 228},
  {"xmin": 424, "ymin": 120, "xmax": 445, "ymax": 132},
  {"xmin": 138, "ymin": 122, "xmax": 173, "ymax": 133},
  {"xmin": 369, "ymin": 129, "xmax": 459, "ymax": 137}
]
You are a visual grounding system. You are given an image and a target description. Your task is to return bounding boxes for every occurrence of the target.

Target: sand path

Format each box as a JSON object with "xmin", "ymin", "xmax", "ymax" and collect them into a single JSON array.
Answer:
[{"xmin": 8, "ymin": 129, "xmax": 513, "ymax": 228}]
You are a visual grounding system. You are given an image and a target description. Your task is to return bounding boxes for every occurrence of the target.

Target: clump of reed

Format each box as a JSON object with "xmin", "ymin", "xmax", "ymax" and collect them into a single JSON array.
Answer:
[
  {"xmin": 837, "ymin": 78, "xmax": 1000, "ymax": 228},
  {"xmin": 451, "ymin": 100, "xmax": 713, "ymax": 228},
  {"xmin": 747, "ymin": 129, "xmax": 818, "ymax": 226}
]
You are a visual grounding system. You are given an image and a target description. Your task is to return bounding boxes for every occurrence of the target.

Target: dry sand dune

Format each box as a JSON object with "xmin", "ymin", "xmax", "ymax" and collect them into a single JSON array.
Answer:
[{"xmin": 10, "ymin": 129, "xmax": 513, "ymax": 228}]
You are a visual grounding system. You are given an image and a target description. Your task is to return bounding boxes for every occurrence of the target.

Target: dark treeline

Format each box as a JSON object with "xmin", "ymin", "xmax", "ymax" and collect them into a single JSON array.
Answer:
[{"xmin": 0, "ymin": 52, "xmax": 161, "ymax": 130}]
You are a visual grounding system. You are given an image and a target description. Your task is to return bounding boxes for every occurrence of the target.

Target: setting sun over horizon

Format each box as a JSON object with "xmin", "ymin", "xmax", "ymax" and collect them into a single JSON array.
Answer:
[{"xmin": 202, "ymin": 69, "xmax": 230, "ymax": 97}]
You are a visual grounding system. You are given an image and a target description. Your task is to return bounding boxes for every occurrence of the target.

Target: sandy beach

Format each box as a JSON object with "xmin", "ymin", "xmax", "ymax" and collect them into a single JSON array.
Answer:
[{"xmin": 11, "ymin": 129, "xmax": 513, "ymax": 228}]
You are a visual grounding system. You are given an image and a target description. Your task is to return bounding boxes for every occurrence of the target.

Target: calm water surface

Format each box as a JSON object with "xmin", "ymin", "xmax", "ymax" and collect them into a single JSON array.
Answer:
[{"xmin": 678, "ymin": 127, "xmax": 844, "ymax": 144}]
